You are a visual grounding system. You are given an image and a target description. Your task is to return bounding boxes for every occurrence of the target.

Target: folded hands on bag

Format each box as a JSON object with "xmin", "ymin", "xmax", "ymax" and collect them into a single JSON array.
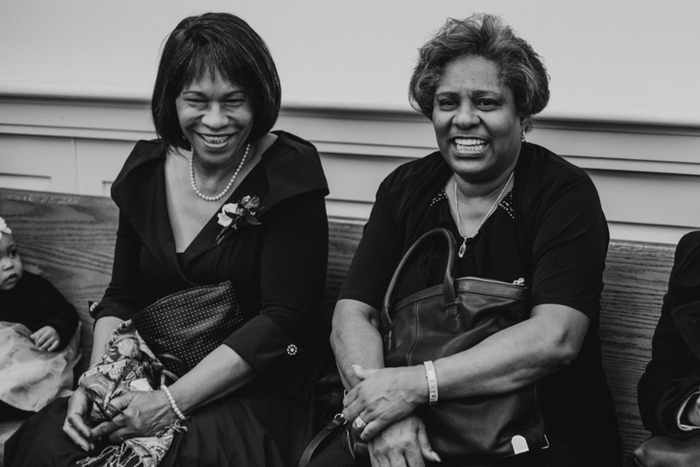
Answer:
[
  {"xmin": 342, "ymin": 364, "xmax": 427, "ymax": 441},
  {"xmin": 367, "ymin": 414, "xmax": 441, "ymax": 467},
  {"xmin": 63, "ymin": 387, "xmax": 177, "ymax": 450},
  {"xmin": 89, "ymin": 389, "xmax": 177, "ymax": 443}
]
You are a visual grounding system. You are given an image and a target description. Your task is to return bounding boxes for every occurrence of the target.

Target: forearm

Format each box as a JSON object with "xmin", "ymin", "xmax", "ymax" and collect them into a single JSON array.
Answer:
[
  {"xmin": 331, "ymin": 299, "xmax": 385, "ymax": 389},
  {"xmin": 89, "ymin": 316, "xmax": 125, "ymax": 366},
  {"xmin": 168, "ymin": 345, "xmax": 255, "ymax": 414},
  {"xmin": 434, "ymin": 305, "xmax": 588, "ymax": 399}
]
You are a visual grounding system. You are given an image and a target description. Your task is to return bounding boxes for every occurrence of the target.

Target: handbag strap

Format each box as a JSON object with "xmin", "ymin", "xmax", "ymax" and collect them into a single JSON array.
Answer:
[
  {"xmin": 380, "ymin": 228, "xmax": 457, "ymax": 330},
  {"xmin": 298, "ymin": 415, "xmax": 347, "ymax": 467}
]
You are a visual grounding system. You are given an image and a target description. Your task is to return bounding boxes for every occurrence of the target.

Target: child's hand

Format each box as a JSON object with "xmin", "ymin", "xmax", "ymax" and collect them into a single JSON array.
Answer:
[{"xmin": 31, "ymin": 326, "xmax": 60, "ymax": 352}]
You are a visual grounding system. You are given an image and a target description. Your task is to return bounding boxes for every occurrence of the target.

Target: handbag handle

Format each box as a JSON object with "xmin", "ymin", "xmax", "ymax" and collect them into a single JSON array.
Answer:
[{"xmin": 381, "ymin": 228, "xmax": 458, "ymax": 331}]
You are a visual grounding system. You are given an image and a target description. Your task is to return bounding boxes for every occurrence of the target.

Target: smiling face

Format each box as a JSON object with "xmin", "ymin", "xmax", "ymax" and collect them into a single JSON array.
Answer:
[
  {"xmin": 175, "ymin": 71, "xmax": 254, "ymax": 169},
  {"xmin": 0, "ymin": 233, "xmax": 23, "ymax": 291},
  {"xmin": 432, "ymin": 55, "xmax": 525, "ymax": 183}
]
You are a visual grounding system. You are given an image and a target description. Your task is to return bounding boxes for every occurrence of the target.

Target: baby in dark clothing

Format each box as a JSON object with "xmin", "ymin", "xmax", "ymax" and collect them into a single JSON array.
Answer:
[{"xmin": 0, "ymin": 216, "xmax": 80, "ymax": 419}]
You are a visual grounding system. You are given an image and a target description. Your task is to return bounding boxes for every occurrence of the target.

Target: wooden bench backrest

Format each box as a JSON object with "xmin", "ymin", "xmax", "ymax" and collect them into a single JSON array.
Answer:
[
  {"xmin": 0, "ymin": 190, "xmax": 117, "ymax": 376},
  {"xmin": 0, "ymin": 187, "xmax": 675, "ymax": 456},
  {"xmin": 600, "ymin": 241, "xmax": 674, "ymax": 452}
]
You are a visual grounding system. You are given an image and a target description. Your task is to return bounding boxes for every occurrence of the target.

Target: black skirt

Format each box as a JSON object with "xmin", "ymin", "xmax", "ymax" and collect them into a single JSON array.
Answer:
[{"xmin": 5, "ymin": 383, "xmax": 313, "ymax": 467}]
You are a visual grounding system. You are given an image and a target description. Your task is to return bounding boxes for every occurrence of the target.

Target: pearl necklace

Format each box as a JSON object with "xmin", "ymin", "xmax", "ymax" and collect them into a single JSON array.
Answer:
[
  {"xmin": 189, "ymin": 143, "xmax": 250, "ymax": 202},
  {"xmin": 454, "ymin": 171, "xmax": 514, "ymax": 258}
]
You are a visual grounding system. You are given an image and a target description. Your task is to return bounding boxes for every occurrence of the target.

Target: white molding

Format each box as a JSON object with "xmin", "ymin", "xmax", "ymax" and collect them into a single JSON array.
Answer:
[
  {"xmin": 1, "ymin": 93, "xmax": 700, "ymax": 244},
  {"xmin": 2, "ymin": 85, "xmax": 700, "ymax": 129}
]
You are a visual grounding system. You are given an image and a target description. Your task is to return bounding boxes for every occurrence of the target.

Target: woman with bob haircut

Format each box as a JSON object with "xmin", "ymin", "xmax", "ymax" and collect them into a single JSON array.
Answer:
[
  {"xmin": 306, "ymin": 13, "xmax": 620, "ymax": 467},
  {"xmin": 6, "ymin": 12, "xmax": 329, "ymax": 467}
]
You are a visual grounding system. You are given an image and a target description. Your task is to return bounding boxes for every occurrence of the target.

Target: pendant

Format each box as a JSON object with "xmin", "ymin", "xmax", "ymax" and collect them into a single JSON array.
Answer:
[{"xmin": 458, "ymin": 241, "xmax": 467, "ymax": 258}]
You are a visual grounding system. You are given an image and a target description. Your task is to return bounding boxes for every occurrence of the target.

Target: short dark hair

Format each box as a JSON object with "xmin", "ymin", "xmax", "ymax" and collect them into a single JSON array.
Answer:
[
  {"xmin": 152, "ymin": 12, "xmax": 281, "ymax": 150},
  {"xmin": 409, "ymin": 14, "xmax": 549, "ymax": 131}
]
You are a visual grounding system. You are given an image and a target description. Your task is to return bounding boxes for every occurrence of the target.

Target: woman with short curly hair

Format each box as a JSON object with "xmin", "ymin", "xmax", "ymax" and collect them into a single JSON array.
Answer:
[{"xmin": 308, "ymin": 13, "xmax": 620, "ymax": 467}]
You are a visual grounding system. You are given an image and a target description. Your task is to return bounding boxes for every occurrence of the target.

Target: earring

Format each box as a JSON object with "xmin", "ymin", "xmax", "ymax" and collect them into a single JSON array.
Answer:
[{"xmin": 520, "ymin": 130, "xmax": 526, "ymax": 142}]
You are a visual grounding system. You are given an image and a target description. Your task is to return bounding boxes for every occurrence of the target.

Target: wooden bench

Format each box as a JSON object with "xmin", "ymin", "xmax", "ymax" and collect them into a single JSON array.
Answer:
[{"xmin": 0, "ymin": 187, "xmax": 675, "ymax": 463}]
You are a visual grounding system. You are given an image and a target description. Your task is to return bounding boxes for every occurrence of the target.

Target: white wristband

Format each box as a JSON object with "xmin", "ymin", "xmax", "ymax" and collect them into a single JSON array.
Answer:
[
  {"xmin": 161, "ymin": 385, "xmax": 187, "ymax": 421},
  {"xmin": 423, "ymin": 361, "xmax": 438, "ymax": 405}
]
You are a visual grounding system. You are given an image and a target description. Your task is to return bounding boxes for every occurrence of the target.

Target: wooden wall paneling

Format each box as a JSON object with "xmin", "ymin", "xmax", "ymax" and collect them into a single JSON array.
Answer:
[
  {"xmin": 75, "ymin": 139, "xmax": 135, "ymax": 196},
  {"xmin": 0, "ymin": 96, "xmax": 154, "ymax": 141},
  {"xmin": 0, "ymin": 134, "xmax": 77, "ymax": 192},
  {"xmin": 589, "ymin": 170, "xmax": 700, "ymax": 229}
]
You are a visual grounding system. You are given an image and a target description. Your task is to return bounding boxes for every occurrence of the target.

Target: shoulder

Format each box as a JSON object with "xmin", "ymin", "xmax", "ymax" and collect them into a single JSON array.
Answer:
[
  {"xmin": 677, "ymin": 231, "xmax": 700, "ymax": 254},
  {"xmin": 260, "ymin": 131, "xmax": 329, "ymax": 209},
  {"xmin": 515, "ymin": 143, "xmax": 602, "ymax": 211},
  {"xmin": 668, "ymin": 231, "xmax": 700, "ymax": 287},
  {"xmin": 13, "ymin": 271, "xmax": 54, "ymax": 293},
  {"xmin": 110, "ymin": 139, "xmax": 165, "ymax": 206},
  {"xmin": 114, "ymin": 140, "xmax": 164, "ymax": 181},
  {"xmin": 518, "ymin": 143, "xmax": 594, "ymax": 192},
  {"xmin": 377, "ymin": 151, "xmax": 448, "ymax": 205}
]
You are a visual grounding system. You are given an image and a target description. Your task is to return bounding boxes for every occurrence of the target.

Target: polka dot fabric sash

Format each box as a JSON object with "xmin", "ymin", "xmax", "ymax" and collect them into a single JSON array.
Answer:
[{"xmin": 132, "ymin": 281, "xmax": 243, "ymax": 378}]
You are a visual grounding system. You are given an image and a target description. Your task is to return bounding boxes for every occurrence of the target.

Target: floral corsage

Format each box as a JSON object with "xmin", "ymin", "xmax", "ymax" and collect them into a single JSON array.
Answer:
[{"xmin": 216, "ymin": 195, "xmax": 262, "ymax": 246}]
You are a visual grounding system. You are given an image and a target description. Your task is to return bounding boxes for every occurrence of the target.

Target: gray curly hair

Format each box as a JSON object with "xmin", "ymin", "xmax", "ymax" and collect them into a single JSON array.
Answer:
[{"xmin": 409, "ymin": 14, "xmax": 550, "ymax": 132}]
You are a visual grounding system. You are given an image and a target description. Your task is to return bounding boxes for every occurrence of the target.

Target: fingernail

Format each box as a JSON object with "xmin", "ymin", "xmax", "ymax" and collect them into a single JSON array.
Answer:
[
  {"xmin": 432, "ymin": 452, "xmax": 442, "ymax": 462},
  {"xmin": 352, "ymin": 364, "xmax": 361, "ymax": 370}
]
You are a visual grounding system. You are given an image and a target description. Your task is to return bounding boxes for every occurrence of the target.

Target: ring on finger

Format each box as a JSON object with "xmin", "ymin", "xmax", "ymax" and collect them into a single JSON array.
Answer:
[
  {"xmin": 353, "ymin": 415, "xmax": 367, "ymax": 430},
  {"xmin": 104, "ymin": 402, "xmax": 121, "ymax": 419}
]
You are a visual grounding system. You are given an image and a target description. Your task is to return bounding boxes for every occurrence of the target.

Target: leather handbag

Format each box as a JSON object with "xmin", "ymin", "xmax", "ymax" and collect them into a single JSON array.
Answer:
[
  {"xmin": 378, "ymin": 228, "xmax": 548, "ymax": 463},
  {"xmin": 131, "ymin": 281, "xmax": 244, "ymax": 379}
]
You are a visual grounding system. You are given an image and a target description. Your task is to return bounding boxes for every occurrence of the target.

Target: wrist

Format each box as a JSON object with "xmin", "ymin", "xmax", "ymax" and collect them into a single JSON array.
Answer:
[
  {"xmin": 161, "ymin": 385, "xmax": 187, "ymax": 421},
  {"xmin": 423, "ymin": 361, "xmax": 439, "ymax": 405}
]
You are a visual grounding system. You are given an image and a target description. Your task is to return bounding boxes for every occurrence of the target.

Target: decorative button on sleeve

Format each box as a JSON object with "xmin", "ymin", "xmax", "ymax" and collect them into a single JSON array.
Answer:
[{"xmin": 286, "ymin": 344, "xmax": 298, "ymax": 356}]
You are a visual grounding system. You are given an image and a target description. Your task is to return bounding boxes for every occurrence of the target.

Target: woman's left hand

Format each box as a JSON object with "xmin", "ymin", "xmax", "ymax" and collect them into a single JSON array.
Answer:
[
  {"xmin": 89, "ymin": 390, "xmax": 178, "ymax": 443},
  {"xmin": 343, "ymin": 365, "xmax": 427, "ymax": 441}
]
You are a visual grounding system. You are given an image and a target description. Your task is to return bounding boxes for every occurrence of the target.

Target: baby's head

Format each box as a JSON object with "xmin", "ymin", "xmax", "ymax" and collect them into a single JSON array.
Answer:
[{"xmin": 0, "ymin": 217, "xmax": 23, "ymax": 291}]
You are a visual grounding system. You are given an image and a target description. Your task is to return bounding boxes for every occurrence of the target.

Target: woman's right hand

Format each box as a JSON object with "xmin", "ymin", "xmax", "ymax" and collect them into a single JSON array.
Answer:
[
  {"xmin": 368, "ymin": 415, "xmax": 441, "ymax": 467},
  {"xmin": 63, "ymin": 387, "xmax": 96, "ymax": 452}
]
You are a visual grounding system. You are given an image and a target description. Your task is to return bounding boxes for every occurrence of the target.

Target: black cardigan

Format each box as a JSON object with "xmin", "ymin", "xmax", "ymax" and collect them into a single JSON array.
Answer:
[{"xmin": 639, "ymin": 231, "xmax": 700, "ymax": 437}]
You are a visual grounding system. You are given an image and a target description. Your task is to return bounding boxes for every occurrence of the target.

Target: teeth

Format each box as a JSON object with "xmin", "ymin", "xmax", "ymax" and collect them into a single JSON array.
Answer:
[
  {"xmin": 454, "ymin": 138, "xmax": 486, "ymax": 150},
  {"xmin": 201, "ymin": 134, "xmax": 231, "ymax": 144}
]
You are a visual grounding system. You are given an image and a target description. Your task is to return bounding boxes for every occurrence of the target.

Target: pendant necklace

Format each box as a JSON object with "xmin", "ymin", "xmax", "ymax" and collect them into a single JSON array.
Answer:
[
  {"xmin": 453, "ymin": 171, "xmax": 514, "ymax": 258},
  {"xmin": 189, "ymin": 143, "xmax": 250, "ymax": 202}
]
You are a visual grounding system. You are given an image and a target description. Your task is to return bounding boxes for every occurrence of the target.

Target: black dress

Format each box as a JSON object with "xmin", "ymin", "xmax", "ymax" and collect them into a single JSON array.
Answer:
[
  {"xmin": 309, "ymin": 142, "xmax": 621, "ymax": 467},
  {"xmin": 4, "ymin": 131, "xmax": 330, "ymax": 467}
]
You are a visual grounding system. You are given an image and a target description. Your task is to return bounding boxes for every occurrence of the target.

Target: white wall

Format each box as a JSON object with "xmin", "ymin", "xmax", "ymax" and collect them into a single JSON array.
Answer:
[
  {"xmin": 1, "ymin": 0, "xmax": 700, "ymax": 245},
  {"xmin": 2, "ymin": 0, "xmax": 699, "ymax": 124}
]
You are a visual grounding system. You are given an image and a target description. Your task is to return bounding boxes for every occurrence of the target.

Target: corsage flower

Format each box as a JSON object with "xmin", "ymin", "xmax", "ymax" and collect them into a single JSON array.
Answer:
[{"xmin": 216, "ymin": 195, "xmax": 262, "ymax": 246}]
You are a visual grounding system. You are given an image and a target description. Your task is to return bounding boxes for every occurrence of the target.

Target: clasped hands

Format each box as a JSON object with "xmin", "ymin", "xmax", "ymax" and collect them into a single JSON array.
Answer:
[
  {"xmin": 343, "ymin": 365, "xmax": 442, "ymax": 465},
  {"xmin": 63, "ymin": 387, "xmax": 178, "ymax": 452}
]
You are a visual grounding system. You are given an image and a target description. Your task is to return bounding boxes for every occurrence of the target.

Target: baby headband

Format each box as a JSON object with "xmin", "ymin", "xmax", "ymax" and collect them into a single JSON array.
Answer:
[{"xmin": 0, "ymin": 216, "xmax": 12, "ymax": 240}]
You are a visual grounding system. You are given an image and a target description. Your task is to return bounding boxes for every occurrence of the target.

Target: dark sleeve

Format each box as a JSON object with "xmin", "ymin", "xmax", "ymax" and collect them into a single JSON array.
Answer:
[
  {"xmin": 638, "ymin": 233, "xmax": 700, "ymax": 437},
  {"xmin": 33, "ymin": 275, "xmax": 79, "ymax": 351},
  {"xmin": 92, "ymin": 211, "xmax": 155, "ymax": 321},
  {"xmin": 224, "ymin": 190, "xmax": 328, "ymax": 374},
  {"xmin": 528, "ymin": 176, "xmax": 608, "ymax": 318},
  {"xmin": 338, "ymin": 177, "xmax": 403, "ymax": 311}
]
